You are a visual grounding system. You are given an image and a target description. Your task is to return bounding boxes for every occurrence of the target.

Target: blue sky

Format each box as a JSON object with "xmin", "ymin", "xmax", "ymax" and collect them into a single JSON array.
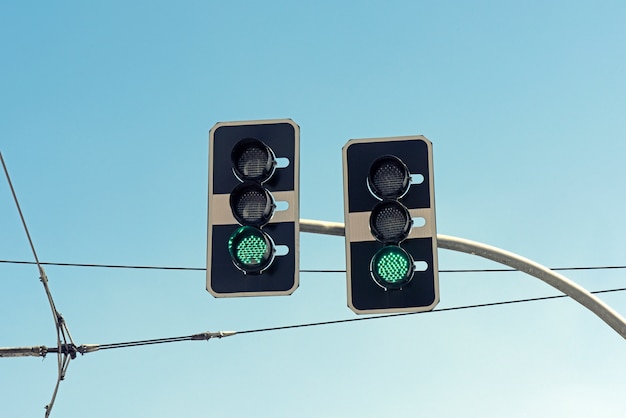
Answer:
[{"xmin": 2, "ymin": 1, "xmax": 626, "ymax": 416}]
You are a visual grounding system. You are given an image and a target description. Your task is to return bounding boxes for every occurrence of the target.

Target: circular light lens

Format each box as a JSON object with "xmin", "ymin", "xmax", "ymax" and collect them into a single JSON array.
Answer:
[
  {"xmin": 229, "ymin": 182, "xmax": 275, "ymax": 227},
  {"xmin": 370, "ymin": 246, "xmax": 414, "ymax": 289},
  {"xmin": 370, "ymin": 201, "xmax": 412, "ymax": 244},
  {"xmin": 228, "ymin": 226, "xmax": 275, "ymax": 273},
  {"xmin": 367, "ymin": 155, "xmax": 410, "ymax": 200},
  {"xmin": 231, "ymin": 138, "xmax": 276, "ymax": 183}
]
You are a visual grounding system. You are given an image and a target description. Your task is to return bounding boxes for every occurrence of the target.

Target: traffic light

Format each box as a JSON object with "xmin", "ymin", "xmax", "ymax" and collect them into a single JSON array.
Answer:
[
  {"xmin": 207, "ymin": 119, "xmax": 299, "ymax": 297},
  {"xmin": 342, "ymin": 136, "xmax": 439, "ymax": 314}
]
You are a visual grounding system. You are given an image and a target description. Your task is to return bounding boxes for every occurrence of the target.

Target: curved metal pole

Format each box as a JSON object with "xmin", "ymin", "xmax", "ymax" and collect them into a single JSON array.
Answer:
[
  {"xmin": 300, "ymin": 219, "xmax": 345, "ymax": 236},
  {"xmin": 300, "ymin": 219, "xmax": 626, "ymax": 339}
]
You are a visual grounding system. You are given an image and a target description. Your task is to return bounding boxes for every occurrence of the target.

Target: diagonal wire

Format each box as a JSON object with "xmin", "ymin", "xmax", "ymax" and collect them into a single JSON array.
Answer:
[
  {"xmin": 1, "ymin": 152, "xmax": 74, "ymax": 418},
  {"xmin": 235, "ymin": 287, "xmax": 626, "ymax": 335},
  {"xmin": 73, "ymin": 287, "xmax": 626, "ymax": 352}
]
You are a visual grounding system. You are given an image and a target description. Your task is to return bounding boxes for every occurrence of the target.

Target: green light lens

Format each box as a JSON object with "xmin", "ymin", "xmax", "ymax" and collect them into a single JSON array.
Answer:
[
  {"xmin": 370, "ymin": 246, "xmax": 414, "ymax": 289},
  {"xmin": 228, "ymin": 226, "xmax": 274, "ymax": 273}
]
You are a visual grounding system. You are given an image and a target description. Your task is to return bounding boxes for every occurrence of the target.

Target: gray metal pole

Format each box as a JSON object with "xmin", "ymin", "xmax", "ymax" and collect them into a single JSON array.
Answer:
[
  {"xmin": 300, "ymin": 219, "xmax": 626, "ymax": 339},
  {"xmin": 0, "ymin": 346, "xmax": 47, "ymax": 358},
  {"xmin": 300, "ymin": 219, "xmax": 345, "ymax": 236}
]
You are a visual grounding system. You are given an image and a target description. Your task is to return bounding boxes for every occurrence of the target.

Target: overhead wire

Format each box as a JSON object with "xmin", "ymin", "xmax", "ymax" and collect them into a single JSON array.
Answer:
[
  {"xmin": 3, "ymin": 252, "xmax": 624, "ymax": 353},
  {"xmin": 3, "ymin": 285, "xmax": 623, "ymax": 358},
  {"xmin": 1, "ymin": 153, "xmax": 75, "ymax": 418},
  {"xmin": 236, "ymin": 287, "xmax": 626, "ymax": 334},
  {"xmin": 65, "ymin": 286, "xmax": 626, "ymax": 351},
  {"xmin": 1, "ymin": 259, "xmax": 626, "ymax": 273},
  {"xmin": 96, "ymin": 335, "xmax": 193, "ymax": 351}
]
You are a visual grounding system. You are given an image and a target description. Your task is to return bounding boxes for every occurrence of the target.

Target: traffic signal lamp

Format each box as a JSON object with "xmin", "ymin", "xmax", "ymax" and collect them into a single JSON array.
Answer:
[
  {"xmin": 343, "ymin": 136, "xmax": 439, "ymax": 314},
  {"xmin": 207, "ymin": 119, "xmax": 299, "ymax": 297}
]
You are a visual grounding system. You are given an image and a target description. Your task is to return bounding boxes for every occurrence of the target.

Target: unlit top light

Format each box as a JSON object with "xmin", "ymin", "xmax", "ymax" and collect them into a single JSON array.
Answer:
[
  {"xmin": 231, "ymin": 138, "xmax": 277, "ymax": 183},
  {"xmin": 367, "ymin": 155, "xmax": 411, "ymax": 200}
]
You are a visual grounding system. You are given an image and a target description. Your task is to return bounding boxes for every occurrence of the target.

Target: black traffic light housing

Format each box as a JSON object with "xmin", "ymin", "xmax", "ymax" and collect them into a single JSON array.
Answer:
[
  {"xmin": 207, "ymin": 119, "xmax": 299, "ymax": 297},
  {"xmin": 342, "ymin": 136, "xmax": 439, "ymax": 314}
]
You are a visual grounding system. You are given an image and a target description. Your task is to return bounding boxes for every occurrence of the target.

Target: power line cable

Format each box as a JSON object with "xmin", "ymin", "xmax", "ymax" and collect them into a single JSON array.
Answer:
[
  {"xmin": 1, "ymin": 152, "xmax": 75, "ymax": 418},
  {"xmin": 46, "ymin": 286, "xmax": 622, "ymax": 353},
  {"xmin": 1, "ymin": 259, "xmax": 626, "ymax": 274},
  {"xmin": 235, "ymin": 287, "xmax": 626, "ymax": 335},
  {"xmin": 93, "ymin": 331, "xmax": 235, "ymax": 351},
  {"xmin": 0, "ymin": 260, "xmax": 205, "ymax": 271}
]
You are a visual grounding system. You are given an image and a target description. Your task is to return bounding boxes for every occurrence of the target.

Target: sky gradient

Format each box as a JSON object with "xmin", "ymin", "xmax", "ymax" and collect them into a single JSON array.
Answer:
[{"xmin": 2, "ymin": 1, "xmax": 626, "ymax": 417}]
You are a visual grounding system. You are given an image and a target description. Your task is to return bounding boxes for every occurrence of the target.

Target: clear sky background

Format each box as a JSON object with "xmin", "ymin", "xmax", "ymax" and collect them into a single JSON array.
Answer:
[{"xmin": 2, "ymin": 1, "xmax": 626, "ymax": 417}]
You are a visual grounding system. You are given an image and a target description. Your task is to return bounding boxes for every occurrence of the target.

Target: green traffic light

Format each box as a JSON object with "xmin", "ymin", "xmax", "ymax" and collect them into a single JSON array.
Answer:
[
  {"xmin": 228, "ymin": 226, "xmax": 275, "ymax": 273},
  {"xmin": 370, "ymin": 245, "xmax": 414, "ymax": 289}
]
